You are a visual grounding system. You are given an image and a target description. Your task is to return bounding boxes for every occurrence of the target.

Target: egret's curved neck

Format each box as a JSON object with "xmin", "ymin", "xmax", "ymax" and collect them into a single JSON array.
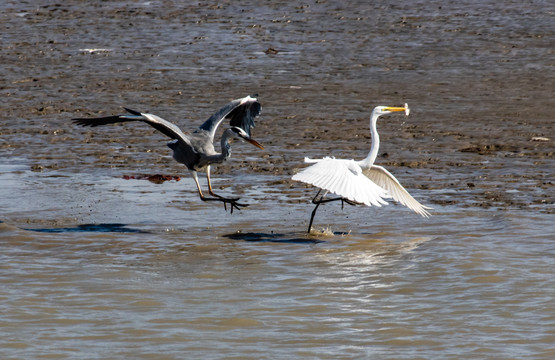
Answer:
[{"xmin": 359, "ymin": 110, "xmax": 380, "ymax": 169}]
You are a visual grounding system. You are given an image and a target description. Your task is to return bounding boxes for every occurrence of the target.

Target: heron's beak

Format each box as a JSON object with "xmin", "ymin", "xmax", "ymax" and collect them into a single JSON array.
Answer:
[
  {"xmin": 245, "ymin": 137, "xmax": 265, "ymax": 150},
  {"xmin": 385, "ymin": 103, "xmax": 410, "ymax": 116}
]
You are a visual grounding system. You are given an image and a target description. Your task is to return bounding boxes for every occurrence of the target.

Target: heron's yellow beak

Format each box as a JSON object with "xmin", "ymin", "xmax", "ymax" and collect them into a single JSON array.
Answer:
[{"xmin": 246, "ymin": 138, "xmax": 264, "ymax": 150}]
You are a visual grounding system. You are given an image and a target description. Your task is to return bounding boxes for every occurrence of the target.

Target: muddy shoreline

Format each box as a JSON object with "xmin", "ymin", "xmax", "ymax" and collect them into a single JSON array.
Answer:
[{"xmin": 1, "ymin": 0, "xmax": 553, "ymax": 214}]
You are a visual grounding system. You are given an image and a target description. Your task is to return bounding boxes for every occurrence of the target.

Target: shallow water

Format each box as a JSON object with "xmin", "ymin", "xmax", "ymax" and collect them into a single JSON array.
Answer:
[{"xmin": 1, "ymin": 0, "xmax": 554, "ymax": 359}]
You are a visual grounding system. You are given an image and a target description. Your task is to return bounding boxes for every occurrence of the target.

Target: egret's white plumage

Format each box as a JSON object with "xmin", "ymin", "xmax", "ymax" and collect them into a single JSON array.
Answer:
[
  {"xmin": 362, "ymin": 165, "xmax": 431, "ymax": 217},
  {"xmin": 295, "ymin": 157, "xmax": 389, "ymax": 207},
  {"xmin": 292, "ymin": 104, "xmax": 431, "ymax": 232}
]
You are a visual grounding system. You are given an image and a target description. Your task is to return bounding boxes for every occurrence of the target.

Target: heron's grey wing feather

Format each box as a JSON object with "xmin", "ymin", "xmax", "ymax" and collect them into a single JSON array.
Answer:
[
  {"xmin": 363, "ymin": 165, "xmax": 432, "ymax": 217},
  {"xmin": 72, "ymin": 115, "xmax": 140, "ymax": 127},
  {"xmin": 138, "ymin": 113, "xmax": 192, "ymax": 145},
  {"xmin": 292, "ymin": 158, "xmax": 389, "ymax": 207},
  {"xmin": 73, "ymin": 109, "xmax": 194, "ymax": 149},
  {"xmin": 198, "ymin": 95, "xmax": 260, "ymax": 137},
  {"xmin": 228, "ymin": 100, "xmax": 260, "ymax": 137}
]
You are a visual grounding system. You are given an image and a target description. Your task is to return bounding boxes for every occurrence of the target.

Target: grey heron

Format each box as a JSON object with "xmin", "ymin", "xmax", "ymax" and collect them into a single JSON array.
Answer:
[
  {"xmin": 292, "ymin": 104, "xmax": 432, "ymax": 233},
  {"xmin": 73, "ymin": 95, "xmax": 264, "ymax": 213}
]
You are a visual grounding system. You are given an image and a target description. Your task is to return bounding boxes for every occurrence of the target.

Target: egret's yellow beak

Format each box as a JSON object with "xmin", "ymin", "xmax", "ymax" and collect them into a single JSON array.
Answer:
[{"xmin": 385, "ymin": 103, "xmax": 410, "ymax": 116}]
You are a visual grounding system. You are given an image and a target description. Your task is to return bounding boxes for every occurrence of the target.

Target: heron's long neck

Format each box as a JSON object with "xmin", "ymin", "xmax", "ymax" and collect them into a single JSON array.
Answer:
[
  {"xmin": 359, "ymin": 111, "xmax": 380, "ymax": 169},
  {"xmin": 219, "ymin": 129, "xmax": 233, "ymax": 161}
]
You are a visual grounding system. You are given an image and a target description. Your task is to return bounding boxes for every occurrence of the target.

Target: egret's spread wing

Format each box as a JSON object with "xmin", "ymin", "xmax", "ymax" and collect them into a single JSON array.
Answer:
[
  {"xmin": 363, "ymin": 165, "xmax": 432, "ymax": 217},
  {"xmin": 292, "ymin": 158, "xmax": 389, "ymax": 207},
  {"xmin": 198, "ymin": 95, "xmax": 261, "ymax": 138},
  {"xmin": 73, "ymin": 108, "xmax": 193, "ymax": 148}
]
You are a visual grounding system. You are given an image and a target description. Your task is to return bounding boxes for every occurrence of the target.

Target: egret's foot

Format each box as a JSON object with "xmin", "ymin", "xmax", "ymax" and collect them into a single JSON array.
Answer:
[
  {"xmin": 312, "ymin": 196, "xmax": 359, "ymax": 207},
  {"xmin": 341, "ymin": 198, "xmax": 359, "ymax": 208},
  {"xmin": 307, "ymin": 192, "xmax": 361, "ymax": 233}
]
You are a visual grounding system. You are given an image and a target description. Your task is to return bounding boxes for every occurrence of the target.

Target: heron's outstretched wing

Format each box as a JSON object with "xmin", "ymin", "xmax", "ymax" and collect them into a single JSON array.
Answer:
[
  {"xmin": 73, "ymin": 108, "xmax": 193, "ymax": 148},
  {"xmin": 198, "ymin": 95, "xmax": 261, "ymax": 138},
  {"xmin": 363, "ymin": 165, "xmax": 432, "ymax": 217},
  {"xmin": 292, "ymin": 157, "xmax": 389, "ymax": 207}
]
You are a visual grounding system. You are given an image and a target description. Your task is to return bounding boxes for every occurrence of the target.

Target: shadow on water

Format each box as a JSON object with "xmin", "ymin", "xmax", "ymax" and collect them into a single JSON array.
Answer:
[
  {"xmin": 223, "ymin": 232, "xmax": 325, "ymax": 244},
  {"xmin": 26, "ymin": 223, "xmax": 149, "ymax": 234}
]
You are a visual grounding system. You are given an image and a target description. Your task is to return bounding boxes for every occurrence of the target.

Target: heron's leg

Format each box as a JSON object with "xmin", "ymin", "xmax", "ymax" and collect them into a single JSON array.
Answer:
[
  {"xmin": 192, "ymin": 170, "xmax": 230, "ymax": 207},
  {"xmin": 191, "ymin": 170, "xmax": 206, "ymax": 199},
  {"xmin": 206, "ymin": 166, "xmax": 224, "ymax": 199},
  {"xmin": 193, "ymin": 168, "xmax": 247, "ymax": 214},
  {"xmin": 205, "ymin": 166, "xmax": 248, "ymax": 213},
  {"xmin": 204, "ymin": 166, "xmax": 227, "ymax": 211},
  {"xmin": 206, "ymin": 167, "xmax": 239, "ymax": 199}
]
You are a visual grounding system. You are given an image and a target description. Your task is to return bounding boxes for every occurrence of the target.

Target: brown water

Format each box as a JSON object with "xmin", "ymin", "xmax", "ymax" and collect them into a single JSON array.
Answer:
[{"xmin": 1, "ymin": 0, "xmax": 554, "ymax": 358}]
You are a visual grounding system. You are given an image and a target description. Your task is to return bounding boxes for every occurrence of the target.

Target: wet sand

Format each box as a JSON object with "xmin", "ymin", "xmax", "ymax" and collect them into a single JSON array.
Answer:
[
  {"xmin": 1, "ymin": 0, "xmax": 554, "ymax": 359},
  {"xmin": 2, "ymin": 1, "xmax": 553, "ymax": 213}
]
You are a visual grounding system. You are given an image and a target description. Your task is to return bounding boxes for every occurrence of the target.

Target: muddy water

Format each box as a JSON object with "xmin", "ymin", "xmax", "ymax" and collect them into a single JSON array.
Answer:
[{"xmin": 1, "ymin": 0, "xmax": 554, "ymax": 359}]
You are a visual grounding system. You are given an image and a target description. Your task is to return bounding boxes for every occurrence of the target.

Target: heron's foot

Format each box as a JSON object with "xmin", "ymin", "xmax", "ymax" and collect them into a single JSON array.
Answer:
[
  {"xmin": 201, "ymin": 196, "xmax": 248, "ymax": 214},
  {"xmin": 223, "ymin": 198, "xmax": 249, "ymax": 214}
]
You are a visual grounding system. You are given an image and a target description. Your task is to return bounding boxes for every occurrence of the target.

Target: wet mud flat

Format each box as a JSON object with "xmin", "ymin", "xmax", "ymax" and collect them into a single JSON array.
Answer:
[{"xmin": 1, "ymin": 0, "xmax": 553, "ymax": 220}]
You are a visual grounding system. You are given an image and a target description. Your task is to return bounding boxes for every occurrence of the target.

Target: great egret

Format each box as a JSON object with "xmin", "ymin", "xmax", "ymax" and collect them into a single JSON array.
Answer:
[
  {"xmin": 292, "ymin": 104, "xmax": 431, "ymax": 232},
  {"xmin": 73, "ymin": 95, "xmax": 264, "ymax": 213}
]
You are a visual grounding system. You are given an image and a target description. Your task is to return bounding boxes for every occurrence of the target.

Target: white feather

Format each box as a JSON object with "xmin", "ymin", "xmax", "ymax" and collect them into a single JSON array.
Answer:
[
  {"xmin": 291, "ymin": 104, "xmax": 432, "ymax": 233},
  {"xmin": 363, "ymin": 165, "xmax": 432, "ymax": 217},
  {"xmin": 292, "ymin": 158, "xmax": 389, "ymax": 207}
]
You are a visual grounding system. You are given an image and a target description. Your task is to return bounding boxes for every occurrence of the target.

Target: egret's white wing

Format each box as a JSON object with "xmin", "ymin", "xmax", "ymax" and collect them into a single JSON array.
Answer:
[
  {"xmin": 292, "ymin": 158, "xmax": 389, "ymax": 207},
  {"xmin": 363, "ymin": 165, "xmax": 432, "ymax": 217}
]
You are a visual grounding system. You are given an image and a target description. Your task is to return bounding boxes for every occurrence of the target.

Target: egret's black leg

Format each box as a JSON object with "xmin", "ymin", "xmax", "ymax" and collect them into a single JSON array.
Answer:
[
  {"xmin": 341, "ymin": 198, "xmax": 358, "ymax": 208},
  {"xmin": 308, "ymin": 201, "xmax": 322, "ymax": 233},
  {"xmin": 307, "ymin": 190, "xmax": 359, "ymax": 233}
]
